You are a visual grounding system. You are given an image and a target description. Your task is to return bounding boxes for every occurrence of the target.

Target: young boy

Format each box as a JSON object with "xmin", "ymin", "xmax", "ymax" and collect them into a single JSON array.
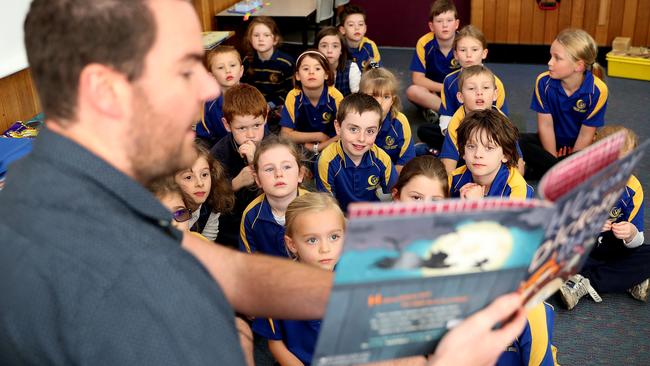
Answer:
[
  {"xmin": 406, "ymin": 0, "xmax": 459, "ymax": 123},
  {"xmin": 449, "ymin": 109, "xmax": 533, "ymax": 200},
  {"xmin": 316, "ymin": 93, "xmax": 397, "ymax": 212},
  {"xmin": 197, "ymin": 46, "xmax": 244, "ymax": 147},
  {"xmin": 338, "ymin": 4, "xmax": 381, "ymax": 71},
  {"xmin": 210, "ymin": 83, "xmax": 268, "ymax": 248}
]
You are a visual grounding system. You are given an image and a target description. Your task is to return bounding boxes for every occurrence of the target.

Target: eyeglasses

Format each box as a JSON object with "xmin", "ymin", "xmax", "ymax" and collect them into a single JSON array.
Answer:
[{"xmin": 172, "ymin": 208, "xmax": 192, "ymax": 223}]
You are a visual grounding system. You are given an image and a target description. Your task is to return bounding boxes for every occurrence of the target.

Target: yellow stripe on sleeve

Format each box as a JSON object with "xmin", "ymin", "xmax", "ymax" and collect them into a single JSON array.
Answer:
[
  {"xmin": 367, "ymin": 38, "xmax": 381, "ymax": 63},
  {"xmin": 506, "ymin": 167, "xmax": 530, "ymax": 200},
  {"xmin": 329, "ymin": 87, "xmax": 344, "ymax": 108},
  {"xmin": 372, "ymin": 145, "xmax": 394, "ymax": 185},
  {"xmin": 318, "ymin": 144, "xmax": 339, "ymax": 193},
  {"xmin": 627, "ymin": 175, "xmax": 644, "ymax": 223},
  {"xmin": 587, "ymin": 76, "xmax": 608, "ymax": 120},
  {"xmin": 495, "ymin": 76, "xmax": 507, "ymax": 110},
  {"xmin": 396, "ymin": 113, "xmax": 412, "ymax": 159},
  {"xmin": 240, "ymin": 194, "xmax": 266, "ymax": 253},
  {"xmin": 448, "ymin": 108, "xmax": 465, "ymax": 153},
  {"xmin": 416, "ymin": 33, "xmax": 434, "ymax": 68},
  {"xmin": 526, "ymin": 303, "xmax": 550, "ymax": 366},
  {"xmin": 200, "ymin": 103, "xmax": 210, "ymax": 133},
  {"xmin": 284, "ymin": 90, "xmax": 298, "ymax": 124},
  {"xmin": 534, "ymin": 72, "xmax": 550, "ymax": 110}
]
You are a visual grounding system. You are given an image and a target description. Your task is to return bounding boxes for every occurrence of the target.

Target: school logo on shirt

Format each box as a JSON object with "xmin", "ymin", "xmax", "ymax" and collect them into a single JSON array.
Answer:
[
  {"xmin": 269, "ymin": 73, "xmax": 280, "ymax": 83},
  {"xmin": 383, "ymin": 135, "xmax": 397, "ymax": 150},
  {"xmin": 573, "ymin": 99, "xmax": 587, "ymax": 113},
  {"xmin": 367, "ymin": 175, "xmax": 380, "ymax": 190},
  {"xmin": 609, "ymin": 207, "xmax": 623, "ymax": 220},
  {"xmin": 322, "ymin": 112, "xmax": 332, "ymax": 123},
  {"xmin": 450, "ymin": 58, "xmax": 459, "ymax": 69}
]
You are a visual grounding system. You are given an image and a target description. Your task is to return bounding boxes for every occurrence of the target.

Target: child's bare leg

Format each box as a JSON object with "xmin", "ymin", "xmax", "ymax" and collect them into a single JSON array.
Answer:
[
  {"xmin": 235, "ymin": 316, "xmax": 255, "ymax": 366},
  {"xmin": 406, "ymin": 85, "xmax": 441, "ymax": 111}
]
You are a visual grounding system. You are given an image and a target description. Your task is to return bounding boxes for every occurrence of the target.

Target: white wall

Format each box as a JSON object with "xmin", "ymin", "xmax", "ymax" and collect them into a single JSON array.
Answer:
[{"xmin": 0, "ymin": 0, "xmax": 32, "ymax": 78}]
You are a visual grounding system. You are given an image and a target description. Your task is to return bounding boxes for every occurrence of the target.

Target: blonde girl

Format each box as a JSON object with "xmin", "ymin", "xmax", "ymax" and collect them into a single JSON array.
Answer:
[{"xmin": 315, "ymin": 26, "xmax": 361, "ymax": 96}]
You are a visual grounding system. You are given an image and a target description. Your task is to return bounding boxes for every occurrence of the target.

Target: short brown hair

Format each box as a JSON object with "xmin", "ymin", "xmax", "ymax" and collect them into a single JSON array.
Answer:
[
  {"xmin": 24, "ymin": 0, "xmax": 162, "ymax": 122},
  {"xmin": 338, "ymin": 4, "xmax": 366, "ymax": 26},
  {"xmin": 393, "ymin": 156, "xmax": 449, "ymax": 198},
  {"xmin": 294, "ymin": 50, "xmax": 334, "ymax": 89},
  {"xmin": 457, "ymin": 109, "xmax": 519, "ymax": 168},
  {"xmin": 314, "ymin": 26, "xmax": 349, "ymax": 73},
  {"xmin": 336, "ymin": 93, "xmax": 383, "ymax": 126},
  {"xmin": 207, "ymin": 45, "xmax": 242, "ymax": 72},
  {"xmin": 453, "ymin": 25, "xmax": 487, "ymax": 51},
  {"xmin": 458, "ymin": 65, "xmax": 496, "ymax": 91},
  {"xmin": 222, "ymin": 83, "xmax": 268, "ymax": 123},
  {"xmin": 430, "ymin": 0, "xmax": 458, "ymax": 21},
  {"xmin": 245, "ymin": 16, "xmax": 282, "ymax": 53}
]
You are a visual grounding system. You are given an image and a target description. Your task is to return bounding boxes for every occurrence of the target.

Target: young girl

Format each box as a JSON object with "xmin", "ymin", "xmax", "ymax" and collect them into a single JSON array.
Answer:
[
  {"xmin": 148, "ymin": 177, "xmax": 192, "ymax": 232},
  {"xmin": 241, "ymin": 16, "xmax": 295, "ymax": 111},
  {"xmin": 522, "ymin": 28, "xmax": 608, "ymax": 180},
  {"xmin": 253, "ymin": 192, "xmax": 346, "ymax": 366},
  {"xmin": 240, "ymin": 136, "xmax": 308, "ymax": 257},
  {"xmin": 449, "ymin": 109, "xmax": 533, "ymax": 200},
  {"xmin": 360, "ymin": 67, "xmax": 416, "ymax": 172},
  {"xmin": 391, "ymin": 155, "xmax": 448, "ymax": 202},
  {"xmin": 279, "ymin": 50, "xmax": 343, "ymax": 156},
  {"xmin": 174, "ymin": 142, "xmax": 234, "ymax": 241},
  {"xmin": 315, "ymin": 26, "xmax": 361, "ymax": 96}
]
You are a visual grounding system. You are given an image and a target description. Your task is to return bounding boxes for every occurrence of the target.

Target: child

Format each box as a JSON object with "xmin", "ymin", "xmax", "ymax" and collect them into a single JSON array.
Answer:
[
  {"xmin": 316, "ymin": 26, "xmax": 361, "ymax": 96},
  {"xmin": 241, "ymin": 16, "xmax": 294, "ymax": 112},
  {"xmin": 148, "ymin": 176, "xmax": 192, "ymax": 232},
  {"xmin": 391, "ymin": 155, "xmax": 449, "ymax": 202},
  {"xmin": 560, "ymin": 125, "xmax": 650, "ymax": 309},
  {"xmin": 316, "ymin": 93, "xmax": 397, "ymax": 212},
  {"xmin": 197, "ymin": 46, "xmax": 244, "ymax": 147},
  {"xmin": 359, "ymin": 67, "xmax": 415, "ymax": 172},
  {"xmin": 279, "ymin": 50, "xmax": 343, "ymax": 156},
  {"xmin": 211, "ymin": 84, "xmax": 268, "ymax": 248},
  {"xmin": 253, "ymin": 192, "xmax": 346, "ymax": 366},
  {"xmin": 337, "ymin": 4, "xmax": 381, "ymax": 70},
  {"xmin": 174, "ymin": 142, "xmax": 234, "ymax": 241},
  {"xmin": 449, "ymin": 109, "xmax": 533, "ymax": 200},
  {"xmin": 240, "ymin": 136, "xmax": 308, "ymax": 257},
  {"xmin": 405, "ymin": 0, "xmax": 460, "ymax": 123},
  {"xmin": 522, "ymin": 28, "xmax": 608, "ymax": 180}
]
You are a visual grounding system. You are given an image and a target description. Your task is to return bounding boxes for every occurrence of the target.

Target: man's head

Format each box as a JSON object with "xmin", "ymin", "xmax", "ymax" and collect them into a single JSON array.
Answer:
[
  {"xmin": 25, "ymin": 0, "xmax": 218, "ymax": 184},
  {"xmin": 222, "ymin": 83, "xmax": 267, "ymax": 146},
  {"xmin": 428, "ymin": 0, "xmax": 459, "ymax": 42},
  {"xmin": 335, "ymin": 93, "xmax": 382, "ymax": 164},
  {"xmin": 457, "ymin": 65, "xmax": 497, "ymax": 112}
]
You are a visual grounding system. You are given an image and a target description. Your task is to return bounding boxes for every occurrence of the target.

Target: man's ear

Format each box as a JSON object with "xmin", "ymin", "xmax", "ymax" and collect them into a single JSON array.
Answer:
[{"xmin": 78, "ymin": 63, "xmax": 130, "ymax": 119}]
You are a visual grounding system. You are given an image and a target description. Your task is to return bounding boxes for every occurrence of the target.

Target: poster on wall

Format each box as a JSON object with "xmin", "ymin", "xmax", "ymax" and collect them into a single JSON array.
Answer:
[{"xmin": 0, "ymin": 0, "xmax": 32, "ymax": 78}]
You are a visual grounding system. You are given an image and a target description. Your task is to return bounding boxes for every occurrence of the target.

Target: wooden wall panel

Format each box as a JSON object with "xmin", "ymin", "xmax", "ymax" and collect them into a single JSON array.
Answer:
[
  {"xmin": 483, "ymin": 0, "xmax": 497, "ymax": 41},
  {"xmin": 531, "ymin": 3, "xmax": 545, "ymax": 43},
  {"xmin": 471, "ymin": 0, "xmax": 485, "ymax": 31},
  {"xmin": 506, "ymin": 0, "xmax": 521, "ymax": 43},
  {"xmin": 543, "ymin": 5, "xmax": 559, "ymax": 44},
  {"xmin": 518, "ymin": 0, "xmax": 534, "ymax": 43},
  {"xmin": 494, "ymin": 0, "xmax": 509, "ymax": 43},
  {"xmin": 557, "ymin": 0, "xmax": 573, "ymax": 33},
  {"xmin": 634, "ymin": 0, "xmax": 650, "ymax": 46},
  {"xmin": 193, "ymin": 0, "xmax": 239, "ymax": 31},
  {"xmin": 0, "ymin": 69, "xmax": 40, "ymax": 133}
]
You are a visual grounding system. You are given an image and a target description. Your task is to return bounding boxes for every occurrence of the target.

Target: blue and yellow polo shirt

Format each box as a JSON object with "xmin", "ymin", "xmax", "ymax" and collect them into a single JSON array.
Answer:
[
  {"xmin": 375, "ymin": 111, "xmax": 415, "ymax": 167},
  {"xmin": 316, "ymin": 141, "xmax": 397, "ymax": 211},
  {"xmin": 497, "ymin": 302, "xmax": 557, "ymax": 366},
  {"xmin": 279, "ymin": 86, "xmax": 343, "ymax": 137},
  {"xmin": 242, "ymin": 49, "xmax": 295, "ymax": 107},
  {"xmin": 196, "ymin": 95, "xmax": 227, "ymax": 147},
  {"xmin": 609, "ymin": 175, "xmax": 644, "ymax": 231},
  {"xmin": 439, "ymin": 68, "xmax": 509, "ymax": 118},
  {"xmin": 253, "ymin": 317, "xmax": 320, "ymax": 365},
  {"xmin": 348, "ymin": 36, "xmax": 381, "ymax": 70},
  {"xmin": 449, "ymin": 164, "xmax": 534, "ymax": 199},
  {"xmin": 409, "ymin": 32, "xmax": 459, "ymax": 83},
  {"xmin": 239, "ymin": 189, "xmax": 309, "ymax": 257},
  {"xmin": 530, "ymin": 70, "xmax": 608, "ymax": 148}
]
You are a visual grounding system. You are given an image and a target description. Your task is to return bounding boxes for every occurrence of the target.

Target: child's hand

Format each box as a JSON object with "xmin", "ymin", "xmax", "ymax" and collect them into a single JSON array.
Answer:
[
  {"xmin": 459, "ymin": 183, "xmax": 484, "ymax": 200},
  {"xmin": 601, "ymin": 219, "xmax": 613, "ymax": 232},
  {"xmin": 556, "ymin": 146, "xmax": 573, "ymax": 157},
  {"xmin": 611, "ymin": 221, "xmax": 638, "ymax": 242},
  {"xmin": 233, "ymin": 165, "xmax": 256, "ymax": 190},
  {"xmin": 314, "ymin": 132, "xmax": 330, "ymax": 143},
  {"xmin": 238, "ymin": 140, "xmax": 256, "ymax": 164}
]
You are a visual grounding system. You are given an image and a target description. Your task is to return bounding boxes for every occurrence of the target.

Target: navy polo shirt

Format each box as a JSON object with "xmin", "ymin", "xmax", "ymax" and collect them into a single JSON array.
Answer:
[
  {"xmin": 348, "ymin": 36, "xmax": 381, "ymax": 70},
  {"xmin": 375, "ymin": 111, "xmax": 415, "ymax": 166},
  {"xmin": 449, "ymin": 164, "xmax": 534, "ymax": 199},
  {"xmin": 280, "ymin": 86, "xmax": 343, "ymax": 137},
  {"xmin": 242, "ymin": 49, "xmax": 295, "ymax": 107},
  {"xmin": 196, "ymin": 95, "xmax": 227, "ymax": 147},
  {"xmin": 409, "ymin": 32, "xmax": 459, "ymax": 83},
  {"xmin": 253, "ymin": 317, "xmax": 321, "ymax": 365}
]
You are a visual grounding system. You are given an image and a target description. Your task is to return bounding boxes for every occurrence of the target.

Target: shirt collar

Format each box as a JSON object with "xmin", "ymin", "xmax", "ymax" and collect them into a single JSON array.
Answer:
[
  {"xmin": 336, "ymin": 140, "xmax": 374, "ymax": 168},
  {"xmin": 549, "ymin": 70, "xmax": 594, "ymax": 98},
  {"xmin": 298, "ymin": 86, "xmax": 330, "ymax": 109}
]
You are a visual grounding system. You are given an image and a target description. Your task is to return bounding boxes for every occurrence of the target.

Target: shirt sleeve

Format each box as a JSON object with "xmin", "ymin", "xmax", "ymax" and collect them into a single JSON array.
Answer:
[
  {"xmin": 279, "ymin": 100, "xmax": 296, "ymax": 130},
  {"xmin": 396, "ymin": 114, "xmax": 416, "ymax": 166},
  {"xmin": 252, "ymin": 317, "xmax": 283, "ymax": 341},
  {"xmin": 530, "ymin": 73, "xmax": 550, "ymax": 114},
  {"xmin": 409, "ymin": 38, "xmax": 427, "ymax": 73},
  {"xmin": 439, "ymin": 78, "xmax": 452, "ymax": 117},
  {"xmin": 315, "ymin": 156, "xmax": 334, "ymax": 194},
  {"xmin": 239, "ymin": 211, "xmax": 257, "ymax": 253},
  {"xmin": 439, "ymin": 132, "xmax": 460, "ymax": 161},
  {"xmin": 583, "ymin": 77, "xmax": 608, "ymax": 127},
  {"xmin": 517, "ymin": 303, "xmax": 556, "ymax": 366},
  {"xmin": 349, "ymin": 63, "xmax": 361, "ymax": 93}
]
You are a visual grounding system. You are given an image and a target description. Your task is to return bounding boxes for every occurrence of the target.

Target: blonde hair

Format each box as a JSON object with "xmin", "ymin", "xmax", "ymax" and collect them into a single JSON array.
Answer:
[
  {"xmin": 453, "ymin": 25, "xmax": 487, "ymax": 51},
  {"xmin": 359, "ymin": 67, "xmax": 401, "ymax": 116},
  {"xmin": 594, "ymin": 125, "xmax": 638, "ymax": 154},
  {"xmin": 206, "ymin": 45, "xmax": 242, "ymax": 73},
  {"xmin": 285, "ymin": 193, "xmax": 345, "ymax": 238},
  {"xmin": 457, "ymin": 64, "xmax": 496, "ymax": 91},
  {"xmin": 555, "ymin": 28, "xmax": 603, "ymax": 79}
]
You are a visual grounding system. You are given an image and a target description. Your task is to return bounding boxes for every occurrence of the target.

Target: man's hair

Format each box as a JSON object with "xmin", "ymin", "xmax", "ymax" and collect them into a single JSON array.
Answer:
[
  {"xmin": 207, "ymin": 45, "xmax": 242, "ymax": 72},
  {"xmin": 338, "ymin": 4, "xmax": 366, "ymax": 26},
  {"xmin": 456, "ymin": 109, "xmax": 519, "ymax": 168},
  {"xmin": 429, "ymin": 0, "xmax": 458, "ymax": 21},
  {"xmin": 458, "ymin": 65, "xmax": 496, "ymax": 91},
  {"xmin": 222, "ymin": 83, "xmax": 268, "ymax": 122},
  {"xmin": 336, "ymin": 93, "xmax": 382, "ymax": 126},
  {"xmin": 24, "ymin": 0, "xmax": 167, "ymax": 122},
  {"xmin": 453, "ymin": 25, "xmax": 487, "ymax": 51}
]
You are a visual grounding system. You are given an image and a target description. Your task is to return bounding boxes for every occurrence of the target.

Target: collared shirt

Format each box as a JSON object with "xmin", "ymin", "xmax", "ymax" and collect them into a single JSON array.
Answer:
[
  {"xmin": 439, "ymin": 68, "xmax": 509, "ymax": 117},
  {"xmin": 609, "ymin": 175, "xmax": 644, "ymax": 231},
  {"xmin": 409, "ymin": 32, "xmax": 459, "ymax": 83},
  {"xmin": 280, "ymin": 86, "xmax": 343, "ymax": 137},
  {"xmin": 253, "ymin": 317, "xmax": 321, "ymax": 365},
  {"xmin": 348, "ymin": 36, "xmax": 381, "ymax": 70},
  {"xmin": 449, "ymin": 164, "xmax": 534, "ymax": 199},
  {"xmin": 242, "ymin": 49, "xmax": 295, "ymax": 107},
  {"xmin": 240, "ymin": 189, "xmax": 309, "ymax": 257},
  {"xmin": 375, "ymin": 111, "xmax": 415, "ymax": 166},
  {"xmin": 0, "ymin": 129, "xmax": 244, "ymax": 365},
  {"xmin": 530, "ymin": 70, "xmax": 608, "ymax": 148},
  {"xmin": 497, "ymin": 302, "xmax": 556, "ymax": 366},
  {"xmin": 196, "ymin": 95, "xmax": 227, "ymax": 147},
  {"xmin": 316, "ymin": 141, "xmax": 397, "ymax": 212}
]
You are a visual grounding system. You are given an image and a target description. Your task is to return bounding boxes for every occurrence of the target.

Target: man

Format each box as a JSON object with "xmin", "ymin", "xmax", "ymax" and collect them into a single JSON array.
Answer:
[{"xmin": 0, "ymin": 1, "xmax": 526, "ymax": 365}]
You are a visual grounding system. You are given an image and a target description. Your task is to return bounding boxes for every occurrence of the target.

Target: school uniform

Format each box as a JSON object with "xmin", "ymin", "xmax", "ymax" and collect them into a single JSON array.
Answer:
[
  {"xmin": 316, "ymin": 141, "xmax": 397, "ymax": 212},
  {"xmin": 375, "ymin": 111, "xmax": 415, "ymax": 167},
  {"xmin": 189, "ymin": 203, "xmax": 220, "ymax": 241},
  {"xmin": 348, "ymin": 36, "xmax": 381, "ymax": 70},
  {"xmin": 242, "ymin": 49, "xmax": 294, "ymax": 108},
  {"xmin": 449, "ymin": 164, "xmax": 534, "ymax": 199},
  {"xmin": 497, "ymin": 302, "xmax": 557, "ymax": 366},
  {"xmin": 409, "ymin": 32, "xmax": 459, "ymax": 84},
  {"xmin": 239, "ymin": 189, "xmax": 309, "ymax": 257},
  {"xmin": 196, "ymin": 95, "xmax": 227, "ymax": 147},
  {"xmin": 334, "ymin": 60, "xmax": 361, "ymax": 96},
  {"xmin": 279, "ymin": 86, "xmax": 343, "ymax": 137},
  {"xmin": 253, "ymin": 317, "xmax": 321, "ymax": 365}
]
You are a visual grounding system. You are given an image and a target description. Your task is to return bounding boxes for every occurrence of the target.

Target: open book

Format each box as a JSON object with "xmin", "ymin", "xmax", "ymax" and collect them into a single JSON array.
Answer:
[{"xmin": 313, "ymin": 132, "xmax": 646, "ymax": 366}]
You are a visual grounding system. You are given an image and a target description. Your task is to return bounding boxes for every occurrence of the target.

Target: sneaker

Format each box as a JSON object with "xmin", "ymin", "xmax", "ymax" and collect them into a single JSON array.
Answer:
[
  {"xmin": 422, "ymin": 109, "xmax": 439, "ymax": 125},
  {"xmin": 628, "ymin": 278, "xmax": 649, "ymax": 302},
  {"xmin": 559, "ymin": 274, "xmax": 602, "ymax": 310}
]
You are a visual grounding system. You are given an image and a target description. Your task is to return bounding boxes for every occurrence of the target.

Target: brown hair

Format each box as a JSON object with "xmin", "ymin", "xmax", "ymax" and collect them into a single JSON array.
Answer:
[
  {"xmin": 453, "ymin": 25, "xmax": 487, "ymax": 51},
  {"xmin": 430, "ymin": 0, "xmax": 458, "ymax": 21},
  {"xmin": 594, "ymin": 125, "xmax": 638, "ymax": 154},
  {"xmin": 285, "ymin": 192, "xmax": 345, "ymax": 238},
  {"xmin": 393, "ymin": 156, "xmax": 449, "ymax": 198},
  {"xmin": 338, "ymin": 4, "xmax": 366, "ymax": 26},
  {"xmin": 188, "ymin": 141, "xmax": 235, "ymax": 213},
  {"xmin": 457, "ymin": 109, "xmax": 519, "ymax": 168},
  {"xmin": 336, "ymin": 93, "xmax": 383, "ymax": 126},
  {"xmin": 148, "ymin": 176, "xmax": 184, "ymax": 202},
  {"xmin": 294, "ymin": 50, "xmax": 335, "ymax": 89},
  {"xmin": 207, "ymin": 45, "xmax": 242, "ymax": 72},
  {"xmin": 555, "ymin": 28, "xmax": 604, "ymax": 80},
  {"xmin": 24, "ymin": 0, "xmax": 162, "ymax": 122},
  {"xmin": 359, "ymin": 67, "xmax": 402, "ymax": 117},
  {"xmin": 245, "ymin": 16, "xmax": 282, "ymax": 54},
  {"xmin": 252, "ymin": 135, "xmax": 305, "ymax": 175},
  {"xmin": 457, "ymin": 65, "xmax": 496, "ymax": 91},
  {"xmin": 314, "ymin": 26, "xmax": 350, "ymax": 73},
  {"xmin": 222, "ymin": 83, "xmax": 268, "ymax": 123}
]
